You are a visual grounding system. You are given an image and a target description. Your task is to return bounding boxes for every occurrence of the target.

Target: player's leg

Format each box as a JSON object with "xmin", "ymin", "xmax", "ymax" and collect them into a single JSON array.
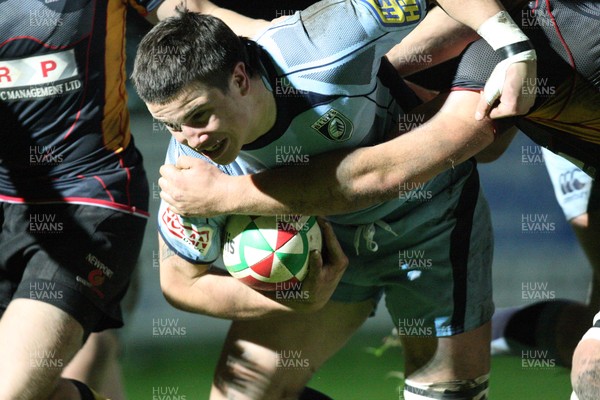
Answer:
[
  {"xmin": 542, "ymin": 150, "xmax": 598, "ymax": 365},
  {"xmin": 0, "ymin": 203, "xmax": 146, "ymax": 399},
  {"xmin": 492, "ymin": 300, "xmax": 594, "ymax": 367},
  {"xmin": 61, "ymin": 330, "xmax": 126, "ymax": 400},
  {"xmin": 388, "ymin": 160, "xmax": 493, "ymax": 399},
  {"xmin": 492, "ymin": 149, "xmax": 597, "ymax": 366},
  {"xmin": 400, "ymin": 323, "xmax": 491, "ymax": 399},
  {"xmin": 0, "ymin": 301, "xmax": 109, "ymax": 400},
  {"xmin": 571, "ymin": 208, "xmax": 600, "ymax": 310},
  {"xmin": 62, "ymin": 266, "xmax": 140, "ymax": 400},
  {"xmin": 0, "ymin": 203, "xmax": 83, "ymax": 399},
  {"xmin": 210, "ymin": 299, "xmax": 375, "ymax": 400},
  {"xmin": 0, "ymin": 298, "xmax": 85, "ymax": 399}
]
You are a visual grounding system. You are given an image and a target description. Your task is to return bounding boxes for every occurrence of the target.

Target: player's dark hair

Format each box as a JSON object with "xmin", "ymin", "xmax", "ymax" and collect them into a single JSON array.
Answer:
[{"xmin": 132, "ymin": 8, "xmax": 258, "ymax": 105}]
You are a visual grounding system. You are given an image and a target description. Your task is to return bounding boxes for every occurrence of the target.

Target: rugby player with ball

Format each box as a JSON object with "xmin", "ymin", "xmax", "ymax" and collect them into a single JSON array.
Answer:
[{"xmin": 133, "ymin": 1, "xmax": 503, "ymax": 398}]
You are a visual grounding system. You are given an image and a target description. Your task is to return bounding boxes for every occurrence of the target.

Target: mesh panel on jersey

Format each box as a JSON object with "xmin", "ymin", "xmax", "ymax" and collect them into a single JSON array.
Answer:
[
  {"xmin": 565, "ymin": 1, "xmax": 600, "ymax": 18},
  {"xmin": 297, "ymin": 47, "xmax": 376, "ymax": 86},
  {"xmin": 454, "ymin": 0, "xmax": 600, "ymax": 90},
  {"xmin": 453, "ymin": 40, "xmax": 499, "ymax": 88},
  {"xmin": 271, "ymin": 0, "xmax": 369, "ymax": 69},
  {"xmin": 0, "ymin": 0, "xmax": 94, "ymax": 48},
  {"xmin": 527, "ymin": 0, "xmax": 600, "ymax": 84}
]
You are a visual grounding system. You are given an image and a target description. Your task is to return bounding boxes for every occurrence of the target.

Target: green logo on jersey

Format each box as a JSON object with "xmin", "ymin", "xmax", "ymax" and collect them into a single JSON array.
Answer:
[{"xmin": 311, "ymin": 109, "xmax": 354, "ymax": 142}]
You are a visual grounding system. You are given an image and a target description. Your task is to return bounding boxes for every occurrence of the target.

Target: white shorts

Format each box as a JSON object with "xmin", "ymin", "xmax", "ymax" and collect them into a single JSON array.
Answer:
[{"xmin": 542, "ymin": 148, "xmax": 593, "ymax": 221}]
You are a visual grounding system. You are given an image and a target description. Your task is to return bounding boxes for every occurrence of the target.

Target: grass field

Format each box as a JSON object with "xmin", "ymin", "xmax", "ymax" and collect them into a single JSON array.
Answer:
[{"xmin": 122, "ymin": 329, "xmax": 572, "ymax": 399}]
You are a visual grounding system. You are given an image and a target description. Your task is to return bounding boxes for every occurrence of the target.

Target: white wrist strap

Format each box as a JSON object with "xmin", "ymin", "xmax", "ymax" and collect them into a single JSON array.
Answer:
[
  {"xmin": 477, "ymin": 11, "xmax": 537, "ymax": 105},
  {"xmin": 482, "ymin": 49, "xmax": 536, "ymax": 105},
  {"xmin": 477, "ymin": 11, "xmax": 530, "ymax": 50}
]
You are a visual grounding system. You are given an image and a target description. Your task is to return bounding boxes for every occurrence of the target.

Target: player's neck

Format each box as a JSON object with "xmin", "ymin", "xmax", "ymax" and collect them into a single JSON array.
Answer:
[{"xmin": 250, "ymin": 76, "xmax": 277, "ymax": 141}]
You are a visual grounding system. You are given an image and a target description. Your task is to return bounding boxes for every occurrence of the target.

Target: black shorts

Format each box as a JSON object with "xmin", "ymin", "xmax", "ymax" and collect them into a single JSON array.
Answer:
[{"xmin": 0, "ymin": 203, "xmax": 147, "ymax": 333}]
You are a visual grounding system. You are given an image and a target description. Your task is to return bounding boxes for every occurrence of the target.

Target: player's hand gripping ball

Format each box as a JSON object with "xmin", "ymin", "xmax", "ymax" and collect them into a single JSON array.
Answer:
[{"xmin": 223, "ymin": 215, "xmax": 322, "ymax": 291}]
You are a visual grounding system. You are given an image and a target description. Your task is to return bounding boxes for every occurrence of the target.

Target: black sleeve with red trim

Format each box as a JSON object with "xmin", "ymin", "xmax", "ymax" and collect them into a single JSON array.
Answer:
[
  {"xmin": 451, "ymin": 39, "xmax": 520, "ymax": 138},
  {"xmin": 402, "ymin": 38, "xmax": 498, "ymax": 93},
  {"xmin": 451, "ymin": 0, "xmax": 589, "ymax": 101},
  {"xmin": 451, "ymin": 39, "xmax": 498, "ymax": 92}
]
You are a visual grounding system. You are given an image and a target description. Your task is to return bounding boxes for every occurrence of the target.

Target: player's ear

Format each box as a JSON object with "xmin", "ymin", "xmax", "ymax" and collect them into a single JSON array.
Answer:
[{"xmin": 231, "ymin": 62, "xmax": 250, "ymax": 95}]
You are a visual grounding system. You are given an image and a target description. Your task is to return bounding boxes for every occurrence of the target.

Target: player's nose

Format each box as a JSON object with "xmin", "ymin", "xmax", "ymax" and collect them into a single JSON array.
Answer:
[{"xmin": 181, "ymin": 126, "xmax": 210, "ymax": 150}]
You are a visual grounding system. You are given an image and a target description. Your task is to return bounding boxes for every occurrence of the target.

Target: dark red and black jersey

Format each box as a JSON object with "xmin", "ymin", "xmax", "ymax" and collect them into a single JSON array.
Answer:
[
  {"xmin": 0, "ymin": 0, "xmax": 162, "ymax": 216},
  {"xmin": 451, "ymin": 0, "xmax": 600, "ymax": 151}
]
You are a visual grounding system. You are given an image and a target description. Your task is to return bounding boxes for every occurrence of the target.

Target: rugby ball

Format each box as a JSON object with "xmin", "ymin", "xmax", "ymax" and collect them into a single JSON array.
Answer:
[{"xmin": 222, "ymin": 215, "xmax": 322, "ymax": 291}]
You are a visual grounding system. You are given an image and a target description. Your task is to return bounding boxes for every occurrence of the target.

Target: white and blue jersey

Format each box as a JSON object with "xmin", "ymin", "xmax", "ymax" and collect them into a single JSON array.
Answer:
[
  {"xmin": 159, "ymin": 0, "xmax": 495, "ymax": 337},
  {"xmin": 159, "ymin": 0, "xmax": 427, "ymax": 264}
]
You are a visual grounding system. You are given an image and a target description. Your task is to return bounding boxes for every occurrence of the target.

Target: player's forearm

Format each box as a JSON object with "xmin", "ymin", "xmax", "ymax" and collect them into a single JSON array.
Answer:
[
  {"xmin": 360, "ymin": 114, "xmax": 494, "ymax": 190},
  {"xmin": 345, "ymin": 93, "xmax": 502, "ymax": 199},
  {"xmin": 159, "ymin": 236, "xmax": 294, "ymax": 319},
  {"xmin": 222, "ymin": 148, "xmax": 368, "ymax": 216},
  {"xmin": 183, "ymin": 94, "xmax": 497, "ymax": 218},
  {"xmin": 154, "ymin": 0, "xmax": 269, "ymax": 37},
  {"xmin": 200, "ymin": 4, "xmax": 270, "ymax": 38},
  {"xmin": 222, "ymin": 96, "xmax": 496, "ymax": 217},
  {"xmin": 168, "ymin": 272, "xmax": 295, "ymax": 320},
  {"xmin": 434, "ymin": 0, "xmax": 535, "ymax": 67},
  {"xmin": 387, "ymin": 6, "xmax": 478, "ymax": 77},
  {"xmin": 435, "ymin": 0, "xmax": 505, "ymax": 30}
]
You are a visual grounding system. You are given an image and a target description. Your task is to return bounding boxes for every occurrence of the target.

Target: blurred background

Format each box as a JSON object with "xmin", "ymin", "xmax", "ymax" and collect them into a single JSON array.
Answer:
[{"xmin": 117, "ymin": 7, "xmax": 590, "ymax": 399}]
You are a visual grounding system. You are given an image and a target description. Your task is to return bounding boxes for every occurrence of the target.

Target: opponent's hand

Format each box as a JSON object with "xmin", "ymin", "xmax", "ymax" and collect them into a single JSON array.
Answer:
[
  {"xmin": 277, "ymin": 218, "xmax": 348, "ymax": 313},
  {"xmin": 475, "ymin": 57, "xmax": 537, "ymax": 120},
  {"xmin": 475, "ymin": 11, "xmax": 538, "ymax": 120},
  {"xmin": 159, "ymin": 155, "xmax": 228, "ymax": 217}
]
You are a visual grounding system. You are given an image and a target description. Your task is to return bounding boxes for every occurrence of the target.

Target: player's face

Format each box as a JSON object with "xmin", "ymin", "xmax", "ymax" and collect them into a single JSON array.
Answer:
[{"xmin": 147, "ymin": 77, "xmax": 259, "ymax": 165}]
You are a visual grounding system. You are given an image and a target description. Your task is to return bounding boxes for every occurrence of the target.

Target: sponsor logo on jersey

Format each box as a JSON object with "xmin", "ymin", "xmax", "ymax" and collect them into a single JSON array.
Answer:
[
  {"xmin": 161, "ymin": 207, "xmax": 214, "ymax": 255},
  {"xmin": 359, "ymin": 0, "xmax": 423, "ymax": 26},
  {"xmin": 311, "ymin": 108, "xmax": 354, "ymax": 142},
  {"xmin": 0, "ymin": 49, "xmax": 82, "ymax": 101}
]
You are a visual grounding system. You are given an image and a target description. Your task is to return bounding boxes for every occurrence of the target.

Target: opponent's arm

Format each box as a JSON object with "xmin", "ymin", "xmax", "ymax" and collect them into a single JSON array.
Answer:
[
  {"xmin": 149, "ymin": 0, "xmax": 270, "ymax": 37},
  {"xmin": 160, "ymin": 90, "xmax": 506, "ymax": 217},
  {"xmin": 386, "ymin": 6, "xmax": 479, "ymax": 78},
  {"xmin": 433, "ymin": 0, "xmax": 537, "ymax": 119},
  {"xmin": 435, "ymin": 0, "xmax": 505, "ymax": 32},
  {"xmin": 241, "ymin": 91, "xmax": 498, "ymax": 214},
  {"xmin": 158, "ymin": 219, "xmax": 348, "ymax": 319}
]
